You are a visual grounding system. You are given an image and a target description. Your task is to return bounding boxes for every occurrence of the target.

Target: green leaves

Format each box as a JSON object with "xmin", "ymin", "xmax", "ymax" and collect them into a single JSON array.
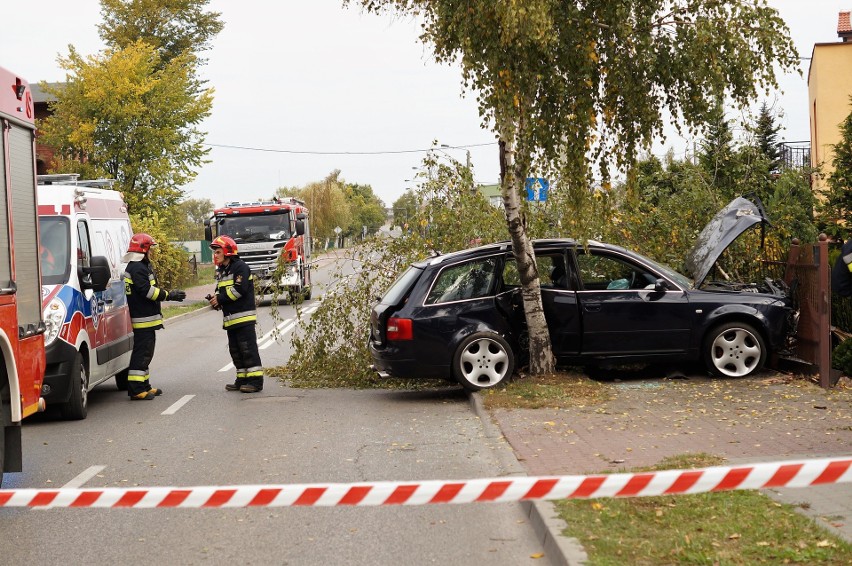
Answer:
[{"xmin": 40, "ymin": 41, "xmax": 212, "ymax": 216}]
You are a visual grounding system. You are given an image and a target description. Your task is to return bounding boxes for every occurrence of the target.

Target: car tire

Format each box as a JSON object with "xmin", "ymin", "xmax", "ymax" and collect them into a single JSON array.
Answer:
[
  {"xmin": 453, "ymin": 332, "xmax": 515, "ymax": 391},
  {"xmin": 60, "ymin": 352, "xmax": 88, "ymax": 420},
  {"xmin": 115, "ymin": 368, "xmax": 129, "ymax": 391},
  {"xmin": 704, "ymin": 321, "xmax": 766, "ymax": 378}
]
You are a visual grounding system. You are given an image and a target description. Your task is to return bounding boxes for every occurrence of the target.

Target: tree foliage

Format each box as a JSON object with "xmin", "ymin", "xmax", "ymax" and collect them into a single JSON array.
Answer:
[
  {"xmin": 129, "ymin": 213, "xmax": 193, "ymax": 290},
  {"xmin": 40, "ymin": 42, "xmax": 213, "ymax": 216},
  {"xmin": 346, "ymin": 0, "xmax": 799, "ymax": 374},
  {"xmin": 823, "ymin": 97, "xmax": 852, "ymax": 235},
  {"xmin": 284, "ymin": 155, "xmax": 505, "ymax": 387},
  {"xmin": 98, "ymin": 0, "xmax": 223, "ymax": 68},
  {"xmin": 163, "ymin": 197, "xmax": 214, "ymax": 240}
]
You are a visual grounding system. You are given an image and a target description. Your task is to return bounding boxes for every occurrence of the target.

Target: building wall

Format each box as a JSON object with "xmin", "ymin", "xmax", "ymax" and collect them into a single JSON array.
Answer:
[{"xmin": 809, "ymin": 42, "xmax": 852, "ymax": 194}]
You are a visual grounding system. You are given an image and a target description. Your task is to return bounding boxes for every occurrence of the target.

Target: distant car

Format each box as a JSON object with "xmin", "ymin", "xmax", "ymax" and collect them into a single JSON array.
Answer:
[{"xmin": 369, "ymin": 197, "xmax": 797, "ymax": 391}]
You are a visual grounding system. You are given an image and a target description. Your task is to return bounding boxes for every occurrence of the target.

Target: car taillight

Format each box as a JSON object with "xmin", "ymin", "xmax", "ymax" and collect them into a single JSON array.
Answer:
[{"xmin": 386, "ymin": 317, "xmax": 413, "ymax": 341}]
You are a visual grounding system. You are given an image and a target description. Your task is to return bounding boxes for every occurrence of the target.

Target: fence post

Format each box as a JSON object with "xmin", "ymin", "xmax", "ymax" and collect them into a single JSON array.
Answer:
[{"xmin": 818, "ymin": 234, "xmax": 831, "ymax": 388}]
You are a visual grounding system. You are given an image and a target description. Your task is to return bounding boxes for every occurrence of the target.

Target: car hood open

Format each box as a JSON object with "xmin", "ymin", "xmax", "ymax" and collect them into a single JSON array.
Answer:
[{"xmin": 684, "ymin": 196, "xmax": 771, "ymax": 287}]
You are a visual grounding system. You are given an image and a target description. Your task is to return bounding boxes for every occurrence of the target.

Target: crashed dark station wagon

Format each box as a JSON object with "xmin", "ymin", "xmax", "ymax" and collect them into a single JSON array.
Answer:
[{"xmin": 368, "ymin": 197, "xmax": 797, "ymax": 391}]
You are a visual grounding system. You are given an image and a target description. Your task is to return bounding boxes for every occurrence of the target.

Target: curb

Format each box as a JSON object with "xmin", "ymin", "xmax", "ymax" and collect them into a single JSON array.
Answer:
[{"xmin": 468, "ymin": 392, "xmax": 588, "ymax": 566}]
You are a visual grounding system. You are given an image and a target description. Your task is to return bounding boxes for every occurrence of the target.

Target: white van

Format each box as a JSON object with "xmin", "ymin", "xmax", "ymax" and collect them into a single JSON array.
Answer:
[{"xmin": 37, "ymin": 174, "xmax": 133, "ymax": 419}]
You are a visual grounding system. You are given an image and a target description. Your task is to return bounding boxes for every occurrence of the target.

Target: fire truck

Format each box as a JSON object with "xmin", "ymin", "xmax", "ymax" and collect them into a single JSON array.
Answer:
[
  {"xmin": 204, "ymin": 198, "xmax": 312, "ymax": 301},
  {"xmin": 1, "ymin": 65, "xmax": 47, "ymax": 486}
]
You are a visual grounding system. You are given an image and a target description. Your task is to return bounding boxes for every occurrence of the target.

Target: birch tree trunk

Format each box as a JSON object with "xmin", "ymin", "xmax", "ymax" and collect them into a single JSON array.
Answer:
[{"xmin": 498, "ymin": 120, "xmax": 556, "ymax": 375}]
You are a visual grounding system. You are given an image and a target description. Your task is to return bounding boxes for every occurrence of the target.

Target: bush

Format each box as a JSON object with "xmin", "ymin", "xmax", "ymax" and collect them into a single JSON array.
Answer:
[{"xmin": 129, "ymin": 214, "xmax": 192, "ymax": 290}]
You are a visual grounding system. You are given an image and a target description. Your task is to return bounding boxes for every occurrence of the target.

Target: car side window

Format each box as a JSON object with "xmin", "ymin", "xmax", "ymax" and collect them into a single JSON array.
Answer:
[
  {"xmin": 501, "ymin": 254, "xmax": 571, "ymax": 290},
  {"xmin": 576, "ymin": 252, "xmax": 655, "ymax": 290},
  {"xmin": 426, "ymin": 257, "xmax": 498, "ymax": 305}
]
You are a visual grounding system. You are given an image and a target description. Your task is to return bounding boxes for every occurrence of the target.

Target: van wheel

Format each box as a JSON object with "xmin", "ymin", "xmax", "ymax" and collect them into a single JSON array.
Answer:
[
  {"xmin": 453, "ymin": 332, "xmax": 515, "ymax": 391},
  {"xmin": 704, "ymin": 322, "xmax": 766, "ymax": 378},
  {"xmin": 115, "ymin": 369, "xmax": 129, "ymax": 391},
  {"xmin": 60, "ymin": 353, "xmax": 88, "ymax": 420}
]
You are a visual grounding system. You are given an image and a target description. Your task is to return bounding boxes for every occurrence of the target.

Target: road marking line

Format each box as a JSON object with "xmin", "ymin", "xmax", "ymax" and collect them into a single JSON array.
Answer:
[
  {"xmin": 260, "ymin": 322, "xmax": 295, "ymax": 349},
  {"xmin": 162, "ymin": 395, "xmax": 195, "ymax": 415},
  {"xmin": 218, "ymin": 362, "xmax": 234, "ymax": 372},
  {"xmin": 62, "ymin": 466, "xmax": 106, "ymax": 489}
]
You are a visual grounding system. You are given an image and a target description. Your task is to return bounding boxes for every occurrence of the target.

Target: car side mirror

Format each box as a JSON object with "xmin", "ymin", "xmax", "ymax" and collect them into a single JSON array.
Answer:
[
  {"xmin": 81, "ymin": 255, "xmax": 111, "ymax": 292},
  {"xmin": 654, "ymin": 278, "xmax": 668, "ymax": 293}
]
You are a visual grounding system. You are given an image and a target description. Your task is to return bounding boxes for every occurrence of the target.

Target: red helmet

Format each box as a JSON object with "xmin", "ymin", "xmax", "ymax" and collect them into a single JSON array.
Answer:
[
  {"xmin": 210, "ymin": 235, "xmax": 238, "ymax": 256},
  {"xmin": 127, "ymin": 233, "xmax": 157, "ymax": 254}
]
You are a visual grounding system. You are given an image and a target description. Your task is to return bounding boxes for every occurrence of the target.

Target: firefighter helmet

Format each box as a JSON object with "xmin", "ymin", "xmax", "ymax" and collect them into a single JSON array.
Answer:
[
  {"xmin": 127, "ymin": 233, "xmax": 157, "ymax": 254},
  {"xmin": 210, "ymin": 235, "xmax": 238, "ymax": 256}
]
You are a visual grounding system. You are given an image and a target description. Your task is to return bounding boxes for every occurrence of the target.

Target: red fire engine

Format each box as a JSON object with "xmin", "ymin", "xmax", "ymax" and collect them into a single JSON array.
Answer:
[
  {"xmin": 204, "ymin": 198, "xmax": 312, "ymax": 301},
  {"xmin": 1, "ymin": 65, "xmax": 47, "ymax": 486}
]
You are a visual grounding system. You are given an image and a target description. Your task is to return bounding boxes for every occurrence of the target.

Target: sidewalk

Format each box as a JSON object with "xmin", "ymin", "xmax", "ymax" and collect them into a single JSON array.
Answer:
[{"xmin": 484, "ymin": 371, "xmax": 852, "ymax": 564}]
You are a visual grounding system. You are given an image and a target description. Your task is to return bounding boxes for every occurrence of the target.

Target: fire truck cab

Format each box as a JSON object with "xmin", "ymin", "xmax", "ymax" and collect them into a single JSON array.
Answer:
[
  {"xmin": 1, "ymin": 65, "xmax": 46, "ymax": 486},
  {"xmin": 204, "ymin": 198, "xmax": 312, "ymax": 302}
]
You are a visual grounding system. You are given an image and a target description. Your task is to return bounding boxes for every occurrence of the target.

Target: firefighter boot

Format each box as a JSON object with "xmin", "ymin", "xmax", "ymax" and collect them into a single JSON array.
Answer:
[
  {"xmin": 131, "ymin": 390, "xmax": 156, "ymax": 400},
  {"xmin": 239, "ymin": 381, "xmax": 263, "ymax": 393},
  {"xmin": 148, "ymin": 387, "xmax": 163, "ymax": 396},
  {"xmin": 225, "ymin": 382, "xmax": 240, "ymax": 391}
]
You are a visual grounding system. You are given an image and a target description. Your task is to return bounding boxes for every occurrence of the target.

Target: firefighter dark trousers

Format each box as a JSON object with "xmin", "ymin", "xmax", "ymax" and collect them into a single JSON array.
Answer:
[
  {"xmin": 128, "ymin": 329, "xmax": 157, "ymax": 396},
  {"xmin": 227, "ymin": 324, "xmax": 264, "ymax": 388}
]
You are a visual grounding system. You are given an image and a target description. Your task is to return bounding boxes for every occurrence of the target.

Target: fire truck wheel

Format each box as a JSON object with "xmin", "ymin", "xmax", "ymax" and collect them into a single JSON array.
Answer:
[
  {"xmin": 302, "ymin": 285, "xmax": 312, "ymax": 300},
  {"xmin": 60, "ymin": 353, "xmax": 89, "ymax": 420},
  {"xmin": 115, "ymin": 369, "xmax": 129, "ymax": 391}
]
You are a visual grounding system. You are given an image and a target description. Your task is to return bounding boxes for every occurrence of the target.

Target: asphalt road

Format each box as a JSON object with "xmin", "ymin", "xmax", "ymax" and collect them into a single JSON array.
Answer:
[{"xmin": 1, "ymin": 256, "xmax": 546, "ymax": 565}]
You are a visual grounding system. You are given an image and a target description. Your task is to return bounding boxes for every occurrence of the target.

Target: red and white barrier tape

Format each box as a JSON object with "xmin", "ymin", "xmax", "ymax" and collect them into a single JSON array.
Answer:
[{"xmin": 1, "ymin": 457, "xmax": 849, "ymax": 509}]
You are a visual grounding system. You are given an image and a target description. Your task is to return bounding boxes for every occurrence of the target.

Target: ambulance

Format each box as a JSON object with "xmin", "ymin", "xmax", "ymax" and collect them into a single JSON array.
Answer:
[{"xmin": 38, "ymin": 174, "xmax": 133, "ymax": 419}]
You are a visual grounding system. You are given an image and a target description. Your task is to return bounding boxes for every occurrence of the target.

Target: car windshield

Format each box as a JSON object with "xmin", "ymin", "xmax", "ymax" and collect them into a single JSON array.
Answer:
[
  {"xmin": 39, "ymin": 216, "xmax": 71, "ymax": 285},
  {"xmin": 217, "ymin": 214, "xmax": 291, "ymax": 243},
  {"xmin": 380, "ymin": 266, "xmax": 423, "ymax": 306}
]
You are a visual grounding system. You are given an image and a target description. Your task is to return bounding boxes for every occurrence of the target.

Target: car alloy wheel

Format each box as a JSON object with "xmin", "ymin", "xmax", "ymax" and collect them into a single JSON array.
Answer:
[
  {"xmin": 453, "ymin": 332, "xmax": 515, "ymax": 391},
  {"xmin": 705, "ymin": 322, "xmax": 766, "ymax": 378}
]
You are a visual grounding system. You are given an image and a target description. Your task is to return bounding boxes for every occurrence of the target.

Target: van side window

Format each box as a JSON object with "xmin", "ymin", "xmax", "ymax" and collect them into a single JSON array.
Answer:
[
  {"xmin": 426, "ymin": 257, "xmax": 497, "ymax": 305},
  {"xmin": 77, "ymin": 220, "xmax": 91, "ymax": 269}
]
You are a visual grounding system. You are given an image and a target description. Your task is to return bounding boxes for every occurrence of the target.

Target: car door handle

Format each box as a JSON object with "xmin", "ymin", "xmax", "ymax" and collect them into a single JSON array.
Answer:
[{"xmin": 583, "ymin": 302, "xmax": 601, "ymax": 312}]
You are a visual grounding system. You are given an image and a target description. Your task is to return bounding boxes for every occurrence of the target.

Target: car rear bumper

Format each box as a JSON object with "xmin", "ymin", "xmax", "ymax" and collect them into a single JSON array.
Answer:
[{"xmin": 368, "ymin": 342, "xmax": 449, "ymax": 379}]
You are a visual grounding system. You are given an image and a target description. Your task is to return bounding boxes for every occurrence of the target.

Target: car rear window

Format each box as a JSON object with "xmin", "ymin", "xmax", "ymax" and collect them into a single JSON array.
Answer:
[{"xmin": 380, "ymin": 266, "xmax": 424, "ymax": 306}]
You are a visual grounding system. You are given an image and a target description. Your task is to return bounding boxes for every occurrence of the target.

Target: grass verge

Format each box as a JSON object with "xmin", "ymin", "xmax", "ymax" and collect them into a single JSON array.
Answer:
[
  {"xmin": 556, "ymin": 453, "xmax": 852, "ymax": 565},
  {"xmin": 163, "ymin": 302, "xmax": 208, "ymax": 319},
  {"xmin": 482, "ymin": 370, "xmax": 613, "ymax": 410}
]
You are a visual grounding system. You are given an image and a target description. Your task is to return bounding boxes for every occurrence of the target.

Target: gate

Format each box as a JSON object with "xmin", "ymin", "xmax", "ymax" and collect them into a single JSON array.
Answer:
[{"xmin": 782, "ymin": 235, "xmax": 836, "ymax": 388}]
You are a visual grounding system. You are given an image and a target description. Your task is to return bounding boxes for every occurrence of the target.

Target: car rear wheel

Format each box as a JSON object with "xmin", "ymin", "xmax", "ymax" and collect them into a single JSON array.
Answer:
[
  {"xmin": 453, "ymin": 332, "xmax": 515, "ymax": 391},
  {"xmin": 60, "ymin": 353, "xmax": 88, "ymax": 420},
  {"xmin": 704, "ymin": 322, "xmax": 766, "ymax": 378}
]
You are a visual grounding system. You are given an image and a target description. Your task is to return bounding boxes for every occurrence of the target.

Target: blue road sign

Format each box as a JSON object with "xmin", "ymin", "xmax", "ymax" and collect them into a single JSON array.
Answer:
[{"xmin": 525, "ymin": 177, "xmax": 549, "ymax": 202}]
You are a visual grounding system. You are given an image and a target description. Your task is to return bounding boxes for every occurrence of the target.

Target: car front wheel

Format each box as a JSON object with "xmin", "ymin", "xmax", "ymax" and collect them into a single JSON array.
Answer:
[
  {"xmin": 453, "ymin": 332, "xmax": 515, "ymax": 391},
  {"xmin": 704, "ymin": 321, "xmax": 766, "ymax": 378}
]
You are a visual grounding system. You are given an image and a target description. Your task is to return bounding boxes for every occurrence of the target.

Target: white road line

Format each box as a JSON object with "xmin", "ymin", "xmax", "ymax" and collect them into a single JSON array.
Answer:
[
  {"xmin": 218, "ymin": 362, "xmax": 234, "ymax": 372},
  {"xmin": 161, "ymin": 394, "xmax": 195, "ymax": 415},
  {"xmin": 62, "ymin": 465, "xmax": 106, "ymax": 489},
  {"xmin": 260, "ymin": 321, "xmax": 295, "ymax": 349}
]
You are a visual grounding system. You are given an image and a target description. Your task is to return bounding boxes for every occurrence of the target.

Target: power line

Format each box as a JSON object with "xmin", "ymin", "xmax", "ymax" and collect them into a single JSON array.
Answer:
[{"xmin": 203, "ymin": 142, "xmax": 497, "ymax": 156}]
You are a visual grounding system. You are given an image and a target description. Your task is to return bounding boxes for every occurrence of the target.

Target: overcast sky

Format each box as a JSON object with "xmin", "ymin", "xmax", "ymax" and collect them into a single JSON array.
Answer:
[{"xmin": 2, "ymin": 1, "xmax": 850, "ymax": 208}]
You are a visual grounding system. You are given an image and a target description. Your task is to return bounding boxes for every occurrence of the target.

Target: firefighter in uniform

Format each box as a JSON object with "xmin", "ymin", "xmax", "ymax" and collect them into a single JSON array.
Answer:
[
  {"xmin": 122, "ymin": 233, "xmax": 186, "ymax": 400},
  {"xmin": 207, "ymin": 235, "xmax": 264, "ymax": 393}
]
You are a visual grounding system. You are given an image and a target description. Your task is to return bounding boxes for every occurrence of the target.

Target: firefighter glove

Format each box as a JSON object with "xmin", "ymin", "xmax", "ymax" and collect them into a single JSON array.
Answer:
[{"xmin": 166, "ymin": 290, "xmax": 186, "ymax": 302}]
